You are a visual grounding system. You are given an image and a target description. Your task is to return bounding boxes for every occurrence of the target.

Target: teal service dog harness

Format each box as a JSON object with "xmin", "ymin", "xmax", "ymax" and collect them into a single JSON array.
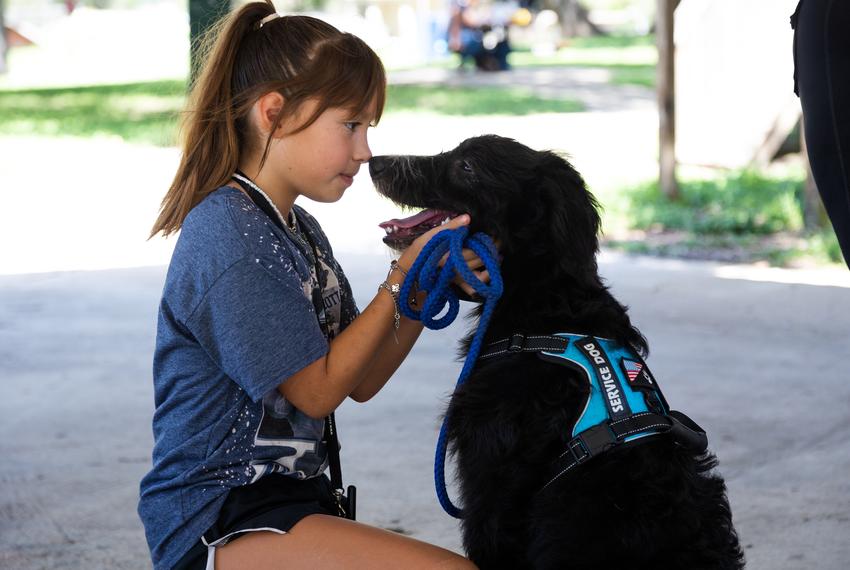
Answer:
[{"xmin": 478, "ymin": 332, "xmax": 709, "ymax": 490}]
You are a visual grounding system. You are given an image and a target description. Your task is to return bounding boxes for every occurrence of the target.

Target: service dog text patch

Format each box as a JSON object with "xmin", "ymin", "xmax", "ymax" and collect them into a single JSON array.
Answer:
[{"xmin": 577, "ymin": 337, "xmax": 632, "ymax": 421}]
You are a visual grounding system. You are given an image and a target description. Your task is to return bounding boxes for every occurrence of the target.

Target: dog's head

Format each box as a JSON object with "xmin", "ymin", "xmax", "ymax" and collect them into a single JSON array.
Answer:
[{"xmin": 370, "ymin": 135, "xmax": 601, "ymax": 273}]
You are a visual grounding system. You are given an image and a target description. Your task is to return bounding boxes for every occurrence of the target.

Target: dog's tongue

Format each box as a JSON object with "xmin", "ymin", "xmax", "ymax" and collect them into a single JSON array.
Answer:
[{"xmin": 379, "ymin": 209, "xmax": 455, "ymax": 230}]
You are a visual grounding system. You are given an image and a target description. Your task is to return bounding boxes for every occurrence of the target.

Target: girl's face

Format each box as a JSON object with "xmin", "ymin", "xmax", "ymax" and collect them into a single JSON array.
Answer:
[{"xmin": 269, "ymin": 99, "xmax": 376, "ymax": 204}]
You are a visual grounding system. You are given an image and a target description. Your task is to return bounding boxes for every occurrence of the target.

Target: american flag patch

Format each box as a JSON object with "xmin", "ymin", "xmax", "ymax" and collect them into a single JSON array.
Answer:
[{"xmin": 624, "ymin": 359, "xmax": 652, "ymax": 385}]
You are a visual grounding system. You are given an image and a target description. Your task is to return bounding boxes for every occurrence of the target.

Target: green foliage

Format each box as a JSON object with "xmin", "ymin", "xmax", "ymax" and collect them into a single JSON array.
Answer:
[
  {"xmin": 603, "ymin": 171, "xmax": 844, "ymax": 266},
  {"xmin": 385, "ymin": 84, "xmax": 584, "ymax": 116},
  {"xmin": 0, "ymin": 80, "xmax": 186, "ymax": 146},
  {"xmin": 624, "ymin": 172, "xmax": 805, "ymax": 235},
  {"xmin": 801, "ymin": 230, "xmax": 845, "ymax": 265}
]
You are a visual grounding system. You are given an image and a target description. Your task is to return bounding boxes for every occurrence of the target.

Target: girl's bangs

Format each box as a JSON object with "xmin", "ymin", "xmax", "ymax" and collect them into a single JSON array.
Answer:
[{"xmin": 321, "ymin": 35, "xmax": 387, "ymax": 122}]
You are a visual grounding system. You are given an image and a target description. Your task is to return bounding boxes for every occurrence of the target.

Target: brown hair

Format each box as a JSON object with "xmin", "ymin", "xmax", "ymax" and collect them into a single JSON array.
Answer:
[{"xmin": 151, "ymin": 1, "xmax": 386, "ymax": 237}]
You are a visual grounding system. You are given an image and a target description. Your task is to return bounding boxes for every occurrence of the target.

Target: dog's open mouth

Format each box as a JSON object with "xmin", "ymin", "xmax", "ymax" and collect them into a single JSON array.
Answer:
[{"xmin": 379, "ymin": 208, "xmax": 459, "ymax": 250}]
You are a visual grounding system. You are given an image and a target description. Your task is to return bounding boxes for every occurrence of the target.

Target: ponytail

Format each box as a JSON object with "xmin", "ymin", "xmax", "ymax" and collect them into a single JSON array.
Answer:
[{"xmin": 150, "ymin": 1, "xmax": 386, "ymax": 238}]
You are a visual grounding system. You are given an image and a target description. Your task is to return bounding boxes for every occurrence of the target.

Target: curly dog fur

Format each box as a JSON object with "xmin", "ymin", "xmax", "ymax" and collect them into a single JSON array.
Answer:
[{"xmin": 369, "ymin": 135, "xmax": 745, "ymax": 569}]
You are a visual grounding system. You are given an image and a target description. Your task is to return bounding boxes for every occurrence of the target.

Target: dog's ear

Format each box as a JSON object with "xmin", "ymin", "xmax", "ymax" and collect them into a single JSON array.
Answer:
[{"xmin": 536, "ymin": 152, "xmax": 601, "ymax": 271}]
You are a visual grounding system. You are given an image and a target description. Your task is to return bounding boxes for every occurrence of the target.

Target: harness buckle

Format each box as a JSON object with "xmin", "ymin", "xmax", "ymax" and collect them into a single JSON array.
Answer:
[
  {"xmin": 568, "ymin": 438, "xmax": 590, "ymax": 464},
  {"xmin": 508, "ymin": 333, "xmax": 526, "ymax": 352},
  {"xmin": 577, "ymin": 424, "xmax": 619, "ymax": 457}
]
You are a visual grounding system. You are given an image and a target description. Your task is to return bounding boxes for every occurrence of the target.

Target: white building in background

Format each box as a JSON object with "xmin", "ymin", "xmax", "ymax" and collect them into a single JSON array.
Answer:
[{"xmin": 674, "ymin": 0, "xmax": 800, "ymax": 168}]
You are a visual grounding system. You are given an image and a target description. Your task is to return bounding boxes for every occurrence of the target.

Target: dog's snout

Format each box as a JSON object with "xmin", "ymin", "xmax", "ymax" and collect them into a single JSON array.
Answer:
[{"xmin": 369, "ymin": 156, "xmax": 389, "ymax": 178}]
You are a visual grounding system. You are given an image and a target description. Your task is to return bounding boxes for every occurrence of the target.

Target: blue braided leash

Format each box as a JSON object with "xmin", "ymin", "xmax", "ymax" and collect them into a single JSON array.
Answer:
[{"xmin": 398, "ymin": 227, "xmax": 503, "ymax": 518}]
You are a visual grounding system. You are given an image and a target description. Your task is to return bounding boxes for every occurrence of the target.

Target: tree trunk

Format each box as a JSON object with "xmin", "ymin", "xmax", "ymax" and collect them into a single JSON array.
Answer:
[
  {"xmin": 0, "ymin": 0, "xmax": 8, "ymax": 75},
  {"xmin": 656, "ymin": 0, "xmax": 679, "ymax": 200},
  {"xmin": 189, "ymin": 0, "xmax": 230, "ymax": 80},
  {"xmin": 546, "ymin": 0, "xmax": 604, "ymax": 38}
]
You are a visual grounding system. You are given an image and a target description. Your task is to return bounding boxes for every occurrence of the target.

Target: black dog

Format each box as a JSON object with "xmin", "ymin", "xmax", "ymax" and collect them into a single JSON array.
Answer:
[{"xmin": 369, "ymin": 135, "xmax": 745, "ymax": 570}]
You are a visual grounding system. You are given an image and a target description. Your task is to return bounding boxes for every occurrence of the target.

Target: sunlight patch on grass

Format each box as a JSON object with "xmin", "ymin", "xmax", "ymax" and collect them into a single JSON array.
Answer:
[
  {"xmin": 0, "ymin": 80, "xmax": 187, "ymax": 146},
  {"xmin": 386, "ymin": 84, "xmax": 584, "ymax": 116}
]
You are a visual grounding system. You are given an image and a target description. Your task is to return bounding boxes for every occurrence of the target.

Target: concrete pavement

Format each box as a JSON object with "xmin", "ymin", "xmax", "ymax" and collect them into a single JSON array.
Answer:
[
  {"xmin": 2, "ymin": 62, "xmax": 848, "ymax": 569},
  {"xmin": 1, "ymin": 252, "xmax": 848, "ymax": 569}
]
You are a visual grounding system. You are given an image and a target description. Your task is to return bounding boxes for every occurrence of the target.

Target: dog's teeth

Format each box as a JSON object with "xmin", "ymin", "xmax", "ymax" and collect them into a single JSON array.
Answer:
[
  {"xmin": 384, "ymin": 227, "xmax": 392, "ymax": 234},
  {"xmin": 392, "ymin": 225, "xmax": 398, "ymax": 233},
  {"xmin": 441, "ymin": 217, "xmax": 450, "ymax": 225}
]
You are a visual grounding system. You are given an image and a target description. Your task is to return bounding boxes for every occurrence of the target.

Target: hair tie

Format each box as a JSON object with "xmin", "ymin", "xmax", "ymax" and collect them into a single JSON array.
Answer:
[{"xmin": 257, "ymin": 13, "xmax": 281, "ymax": 29}]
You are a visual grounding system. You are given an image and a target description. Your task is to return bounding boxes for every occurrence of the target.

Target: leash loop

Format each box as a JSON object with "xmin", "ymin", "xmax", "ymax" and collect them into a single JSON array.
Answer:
[{"xmin": 399, "ymin": 227, "xmax": 503, "ymax": 518}]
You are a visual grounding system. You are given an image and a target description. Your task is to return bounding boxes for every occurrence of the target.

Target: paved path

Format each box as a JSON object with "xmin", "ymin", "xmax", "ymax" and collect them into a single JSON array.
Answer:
[
  {"xmin": 3, "ymin": 60, "xmax": 849, "ymax": 570},
  {"xmin": 1, "ymin": 254, "xmax": 848, "ymax": 569},
  {"xmin": 389, "ymin": 66, "xmax": 656, "ymax": 112}
]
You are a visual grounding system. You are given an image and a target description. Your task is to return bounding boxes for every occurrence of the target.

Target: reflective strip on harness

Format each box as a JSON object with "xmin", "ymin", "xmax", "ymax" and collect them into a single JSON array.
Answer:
[{"xmin": 539, "ymin": 334, "xmax": 666, "ymax": 440}]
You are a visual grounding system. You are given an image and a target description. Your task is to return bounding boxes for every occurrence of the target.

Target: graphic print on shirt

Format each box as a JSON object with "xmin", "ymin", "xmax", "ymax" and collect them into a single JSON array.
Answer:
[
  {"xmin": 317, "ymin": 256, "xmax": 342, "ymax": 339},
  {"xmin": 250, "ymin": 208, "xmax": 348, "ymax": 482},
  {"xmin": 250, "ymin": 391, "xmax": 325, "ymax": 481}
]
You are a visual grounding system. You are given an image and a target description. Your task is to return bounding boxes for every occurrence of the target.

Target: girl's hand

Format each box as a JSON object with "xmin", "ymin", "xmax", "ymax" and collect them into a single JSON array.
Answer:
[
  {"xmin": 397, "ymin": 214, "xmax": 501, "ymax": 298},
  {"xmin": 450, "ymin": 246, "xmax": 495, "ymax": 297}
]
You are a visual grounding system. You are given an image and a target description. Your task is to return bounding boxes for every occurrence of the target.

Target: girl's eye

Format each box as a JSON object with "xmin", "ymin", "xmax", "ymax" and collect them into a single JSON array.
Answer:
[{"xmin": 344, "ymin": 122, "xmax": 359, "ymax": 132}]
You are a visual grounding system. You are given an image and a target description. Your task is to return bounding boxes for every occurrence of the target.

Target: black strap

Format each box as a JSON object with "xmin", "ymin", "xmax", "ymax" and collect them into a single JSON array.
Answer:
[
  {"xmin": 540, "ymin": 411, "xmax": 708, "ymax": 491},
  {"xmin": 232, "ymin": 173, "xmax": 350, "ymax": 514},
  {"xmin": 479, "ymin": 333, "xmax": 569, "ymax": 359}
]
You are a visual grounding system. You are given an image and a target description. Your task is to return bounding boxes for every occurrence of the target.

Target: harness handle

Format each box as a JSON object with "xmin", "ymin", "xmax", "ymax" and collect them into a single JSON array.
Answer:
[{"xmin": 668, "ymin": 410, "xmax": 709, "ymax": 453}]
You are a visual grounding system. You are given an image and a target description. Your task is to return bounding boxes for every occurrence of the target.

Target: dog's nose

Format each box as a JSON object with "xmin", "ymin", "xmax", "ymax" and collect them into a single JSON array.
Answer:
[{"xmin": 369, "ymin": 156, "xmax": 388, "ymax": 178}]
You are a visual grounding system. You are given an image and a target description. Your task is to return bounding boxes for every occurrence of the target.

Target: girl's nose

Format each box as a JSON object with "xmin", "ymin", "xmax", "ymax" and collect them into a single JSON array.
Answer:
[{"xmin": 354, "ymin": 133, "xmax": 372, "ymax": 163}]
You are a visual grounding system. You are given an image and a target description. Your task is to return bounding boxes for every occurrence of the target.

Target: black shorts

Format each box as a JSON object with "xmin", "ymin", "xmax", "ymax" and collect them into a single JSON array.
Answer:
[{"xmin": 174, "ymin": 474, "xmax": 339, "ymax": 570}]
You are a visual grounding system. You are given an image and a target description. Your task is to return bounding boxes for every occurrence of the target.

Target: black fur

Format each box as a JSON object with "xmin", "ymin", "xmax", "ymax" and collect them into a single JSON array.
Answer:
[{"xmin": 370, "ymin": 135, "xmax": 745, "ymax": 570}]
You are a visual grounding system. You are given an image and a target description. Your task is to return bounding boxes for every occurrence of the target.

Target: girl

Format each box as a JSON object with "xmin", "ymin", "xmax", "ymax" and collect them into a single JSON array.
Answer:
[{"xmin": 138, "ymin": 2, "xmax": 485, "ymax": 568}]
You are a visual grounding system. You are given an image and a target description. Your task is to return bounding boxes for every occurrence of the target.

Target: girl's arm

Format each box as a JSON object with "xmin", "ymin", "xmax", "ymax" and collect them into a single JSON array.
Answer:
[
  {"xmin": 347, "ymin": 288, "xmax": 427, "ymax": 403},
  {"xmin": 350, "ymin": 247, "xmax": 490, "ymax": 402},
  {"xmin": 277, "ymin": 216, "xmax": 471, "ymax": 419}
]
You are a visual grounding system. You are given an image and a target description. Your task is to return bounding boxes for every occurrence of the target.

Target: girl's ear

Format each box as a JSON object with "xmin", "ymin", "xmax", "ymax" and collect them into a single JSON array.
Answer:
[{"xmin": 254, "ymin": 91, "xmax": 286, "ymax": 137}]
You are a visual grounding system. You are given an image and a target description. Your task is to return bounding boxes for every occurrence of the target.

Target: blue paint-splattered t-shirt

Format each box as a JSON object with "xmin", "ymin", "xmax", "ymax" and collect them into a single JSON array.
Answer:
[{"xmin": 138, "ymin": 186, "xmax": 358, "ymax": 570}]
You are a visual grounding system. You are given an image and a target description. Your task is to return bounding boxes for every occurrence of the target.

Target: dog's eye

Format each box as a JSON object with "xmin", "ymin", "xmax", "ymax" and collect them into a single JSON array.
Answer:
[{"xmin": 461, "ymin": 160, "xmax": 473, "ymax": 173}]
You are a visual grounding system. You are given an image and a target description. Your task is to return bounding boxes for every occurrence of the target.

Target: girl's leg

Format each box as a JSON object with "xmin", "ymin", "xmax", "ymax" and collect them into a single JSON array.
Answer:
[{"xmin": 214, "ymin": 514, "xmax": 477, "ymax": 570}]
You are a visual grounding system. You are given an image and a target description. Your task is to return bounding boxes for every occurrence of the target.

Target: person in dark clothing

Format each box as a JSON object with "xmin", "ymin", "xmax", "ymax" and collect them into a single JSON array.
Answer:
[{"xmin": 792, "ymin": 0, "xmax": 850, "ymax": 267}]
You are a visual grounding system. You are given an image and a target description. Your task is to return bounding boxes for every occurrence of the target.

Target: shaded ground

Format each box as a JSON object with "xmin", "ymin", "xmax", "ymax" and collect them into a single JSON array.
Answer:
[
  {"xmin": 2, "ymin": 38, "xmax": 847, "ymax": 570},
  {"xmin": 1, "ymin": 254, "xmax": 848, "ymax": 569}
]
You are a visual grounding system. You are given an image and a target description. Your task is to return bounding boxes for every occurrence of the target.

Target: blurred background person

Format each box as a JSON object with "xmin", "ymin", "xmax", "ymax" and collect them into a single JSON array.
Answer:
[{"xmin": 447, "ymin": 0, "xmax": 512, "ymax": 71}]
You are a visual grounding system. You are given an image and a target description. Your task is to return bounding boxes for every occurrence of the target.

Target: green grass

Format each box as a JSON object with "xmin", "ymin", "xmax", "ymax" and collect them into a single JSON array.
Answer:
[
  {"xmin": 0, "ymin": 33, "xmax": 652, "ymax": 149},
  {"xmin": 0, "ymin": 79, "xmax": 187, "ymax": 146},
  {"xmin": 566, "ymin": 35, "xmax": 655, "ymax": 49},
  {"xmin": 602, "ymin": 171, "xmax": 844, "ymax": 266},
  {"xmin": 623, "ymin": 171, "xmax": 805, "ymax": 235},
  {"xmin": 508, "ymin": 34, "xmax": 657, "ymax": 87},
  {"xmin": 0, "ymin": 81, "xmax": 583, "ymax": 146},
  {"xmin": 386, "ymin": 84, "xmax": 583, "ymax": 116}
]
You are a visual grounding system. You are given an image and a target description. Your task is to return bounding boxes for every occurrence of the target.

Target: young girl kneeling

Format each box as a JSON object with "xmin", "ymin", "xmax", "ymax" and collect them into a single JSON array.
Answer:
[{"xmin": 138, "ymin": 2, "xmax": 483, "ymax": 568}]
